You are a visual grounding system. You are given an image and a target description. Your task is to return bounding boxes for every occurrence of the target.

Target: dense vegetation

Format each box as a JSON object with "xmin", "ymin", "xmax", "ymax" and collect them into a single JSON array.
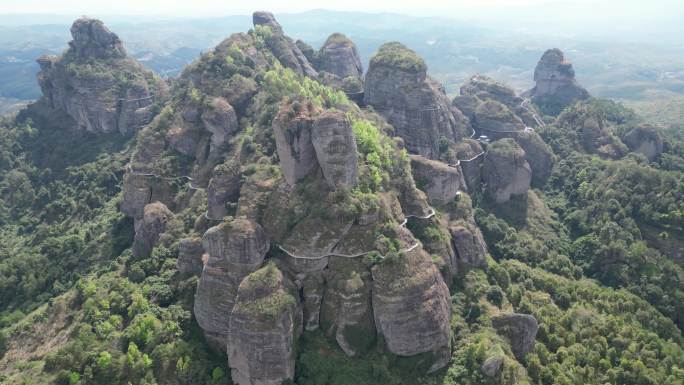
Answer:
[{"xmin": 1, "ymin": 22, "xmax": 684, "ymax": 385}]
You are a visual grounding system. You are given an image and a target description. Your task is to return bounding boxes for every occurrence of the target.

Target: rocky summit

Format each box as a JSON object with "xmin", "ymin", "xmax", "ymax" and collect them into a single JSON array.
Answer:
[
  {"xmin": 3, "ymin": 9, "xmax": 682, "ymax": 385},
  {"xmin": 525, "ymin": 48, "xmax": 590, "ymax": 115},
  {"xmin": 36, "ymin": 17, "xmax": 166, "ymax": 135},
  {"xmin": 364, "ymin": 42, "xmax": 470, "ymax": 159}
]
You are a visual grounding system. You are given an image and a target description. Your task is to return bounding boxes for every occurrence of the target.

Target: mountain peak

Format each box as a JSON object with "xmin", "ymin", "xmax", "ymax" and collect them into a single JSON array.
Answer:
[{"xmin": 68, "ymin": 16, "xmax": 126, "ymax": 59}]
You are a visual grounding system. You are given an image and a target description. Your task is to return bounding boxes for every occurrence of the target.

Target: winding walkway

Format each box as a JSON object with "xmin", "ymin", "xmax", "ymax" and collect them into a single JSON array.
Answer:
[
  {"xmin": 276, "ymin": 208, "xmax": 435, "ymax": 261},
  {"xmin": 520, "ymin": 98, "xmax": 546, "ymax": 128}
]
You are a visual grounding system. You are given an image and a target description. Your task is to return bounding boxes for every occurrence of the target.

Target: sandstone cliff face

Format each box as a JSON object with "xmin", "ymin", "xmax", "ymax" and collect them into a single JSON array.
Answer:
[
  {"xmin": 312, "ymin": 110, "xmax": 358, "ymax": 189},
  {"xmin": 132, "ymin": 202, "xmax": 175, "ymax": 259},
  {"xmin": 492, "ymin": 313, "xmax": 539, "ymax": 361},
  {"xmin": 515, "ymin": 131, "xmax": 554, "ymax": 186},
  {"xmin": 409, "ymin": 155, "xmax": 466, "ymax": 205},
  {"xmin": 474, "ymin": 100, "xmax": 525, "ymax": 133},
  {"xmin": 36, "ymin": 17, "xmax": 165, "ymax": 135},
  {"xmin": 320, "ymin": 258, "xmax": 376, "ymax": 357},
  {"xmin": 460, "ymin": 74, "xmax": 539, "ymax": 127},
  {"xmin": 253, "ymin": 11, "xmax": 317, "ymax": 78},
  {"xmin": 207, "ymin": 160, "xmax": 242, "ymax": 220},
  {"xmin": 194, "ymin": 218, "xmax": 269, "ymax": 349},
  {"xmin": 365, "ymin": 42, "xmax": 469, "ymax": 159},
  {"xmin": 273, "ymin": 100, "xmax": 319, "ymax": 186},
  {"xmin": 201, "ymin": 97, "xmax": 239, "ymax": 155},
  {"xmin": 228, "ymin": 263, "xmax": 301, "ymax": 385},
  {"xmin": 526, "ymin": 49, "xmax": 590, "ymax": 115},
  {"xmin": 176, "ymin": 237, "xmax": 205, "ymax": 276},
  {"xmin": 482, "ymin": 139, "xmax": 532, "ymax": 204},
  {"xmin": 623, "ymin": 124, "xmax": 664, "ymax": 161},
  {"xmin": 315, "ymin": 33, "xmax": 364, "ymax": 95},
  {"xmin": 371, "ymin": 246, "xmax": 452, "ymax": 371},
  {"xmin": 449, "ymin": 225, "xmax": 488, "ymax": 270}
]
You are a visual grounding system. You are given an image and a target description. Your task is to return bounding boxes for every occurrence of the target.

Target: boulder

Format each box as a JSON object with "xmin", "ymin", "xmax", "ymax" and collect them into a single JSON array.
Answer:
[
  {"xmin": 228, "ymin": 263, "xmax": 301, "ymax": 385},
  {"xmin": 194, "ymin": 218, "xmax": 269, "ymax": 348},
  {"xmin": 364, "ymin": 42, "xmax": 469, "ymax": 158},
  {"xmin": 492, "ymin": 313, "xmax": 539, "ymax": 361},
  {"xmin": 482, "ymin": 139, "xmax": 531, "ymax": 204},
  {"xmin": 177, "ymin": 237, "xmax": 205, "ymax": 276},
  {"xmin": 132, "ymin": 202, "xmax": 174, "ymax": 259},
  {"xmin": 252, "ymin": 11, "xmax": 317, "ymax": 78},
  {"xmin": 36, "ymin": 17, "xmax": 164, "ymax": 135},
  {"xmin": 526, "ymin": 49, "xmax": 590, "ymax": 115},
  {"xmin": 201, "ymin": 97, "xmax": 239, "ymax": 155},
  {"xmin": 449, "ymin": 225, "xmax": 487, "ymax": 270},
  {"xmin": 273, "ymin": 99, "xmax": 320, "ymax": 186},
  {"xmin": 623, "ymin": 124, "xmax": 663, "ymax": 161},
  {"xmin": 312, "ymin": 110, "xmax": 358, "ymax": 189},
  {"xmin": 409, "ymin": 155, "xmax": 466, "ymax": 205},
  {"xmin": 371, "ymin": 246, "xmax": 451, "ymax": 371},
  {"xmin": 320, "ymin": 258, "xmax": 376, "ymax": 357},
  {"xmin": 481, "ymin": 355, "xmax": 504, "ymax": 377}
]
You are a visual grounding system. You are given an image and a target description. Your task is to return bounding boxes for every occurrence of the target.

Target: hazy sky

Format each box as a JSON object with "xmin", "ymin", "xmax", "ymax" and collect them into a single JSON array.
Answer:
[{"xmin": 1, "ymin": 0, "xmax": 682, "ymax": 19}]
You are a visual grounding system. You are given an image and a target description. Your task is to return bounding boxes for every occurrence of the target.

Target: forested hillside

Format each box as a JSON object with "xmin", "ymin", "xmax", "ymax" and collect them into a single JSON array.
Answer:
[{"xmin": 0, "ymin": 12, "xmax": 682, "ymax": 385}]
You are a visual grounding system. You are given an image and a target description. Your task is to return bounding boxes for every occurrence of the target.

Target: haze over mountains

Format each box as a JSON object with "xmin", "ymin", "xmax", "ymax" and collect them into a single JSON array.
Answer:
[{"xmin": 1, "ymin": 9, "xmax": 683, "ymax": 113}]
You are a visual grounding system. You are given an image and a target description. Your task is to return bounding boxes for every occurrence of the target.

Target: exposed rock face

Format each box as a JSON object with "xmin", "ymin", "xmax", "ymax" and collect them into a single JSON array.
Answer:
[
  {"xmin": 371, "ymin": 247, "xmax": 451, "ymax": 371},
  {"xmin": 68, "ymin": 17, "xmax": 126, "ymax": 59},
  {"xmin": 515, "ymin": 131, "xmax": 554, "ymax": 186},
  {"xmin": 273, "ymin": 100, "xmax": 319, "ymax": 186},
  {"xmin": 207, "ymin": 160, "xmax": 242, "ymax": 220},
  {"xmin": 481, "ymin": 355, "xmax": 504, "ymax": 377},
  {"xmin": 449, "ymin": 225, "xmax": 487, "ymax": 270},
  {"xmin": 36, "ymin": 17, "xmax": 164, "ymax": 135},
  {"xmin": 623, "ymin": 124, "xmax": 663, "ymax": 161},
  {"xmin": 482, "ymin": 139, "xmax": 531, "ymax": 203},
  {"xmin": 252, "ymin": 11, "xmax": 317, "ymax": 78},
  {"xmin": 312, "ymin": 110, "xmax": 358, "ymax": 189},
  {"xmin": 201, "ymin": 97, "xmax": 239, "ymax": 155},
  {"xmin": 460, "ymin": 74, "xmax": 539, "ymax": 127},
  {"xmin": 316, "ymin": 33, "xmax": 364, "ymax": 95},
  {"xmin": 526, "ymin": 49, "xmax": 590, "ymax": 115},
  {"xmin": 132, "ymin": 202, "xmax": 174, "ymax": 258},
  {"xmin": 409, "ymin": 155, "xmax": 466, "ymax": 205},
  {"xmin": 194, "ymin": 218, "xmax": 269, "ymax": 348},
  {"xmin": 365, "ymin": 42, "xmax": 469, "ymax": 158},
  {"xmin": 301, "ymin": 274, "xmax": 324, "ymax": 331},
  {"xmin": 492, "ymin": 313, "xmax": 539, "ymax": 361},
  {"xmin": 320, "ymin": 259, "xmax": 376, "ymax": 357},
  {"xmin": 474, "ymin": 100, "xmax": 525, "ymax": 133},
  {"xmin": 228, "ymin": 264, "xmax": 301, "ymax": 385},
  {"xmin": 177, "ymin": 237, "xmax": 205, "ymax": 276}
]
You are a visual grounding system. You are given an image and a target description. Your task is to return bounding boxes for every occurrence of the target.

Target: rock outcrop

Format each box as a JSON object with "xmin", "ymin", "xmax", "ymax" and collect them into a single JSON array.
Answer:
[
  {"xmin": 526, "ymin": 49, "xmax": 590, "ymax": 115},
  {"xmin": 482, "ymin": 139, "xmax": 531, "ymax": 204},
  {"xmin": 316, "ymin": 33, "xmax": 364, "ymax": 95},
  {"xmin": 132, "ymin": 202, "xmax": 174, "ymax": 259},
  {"xmin": 201, "ymin": 97, "xmax": 239, "ymax": 155},
  {"xmin": 474, "ymin": 100, "xmax": 525, "ymax": 133},
  {"xmin": 492, "ymin": 313, "xmax": 539, "ymax": 360},
  {"xmin": 409, "ymin": 155, "xmax": 466, "ymax": 205},
  {"xmin": 194, "ymin": 218, "xmax": 269, "ymax": 349},
  {"xmin": 228, "ymin": 263, "xmax": 301, "ymax": 385},
  {"xmin": 207, "ymin": 160, "xmax": 242, "ymax": 220},
  {"xmin": 312, "ymin": 110, "xmax": 358, "ymax": 189},
  {"xmin": 623, "ymin": 124, "xmax": 663, "ymax": 161},
  {"xmin": 514, "ymin": 131, "xmax": 554, "ymax": 186},
  {"xmin": 371, "ymin": 246, "xmax": 452, "ymax": 371},
  {"xmin": 365, "ymin": 42, "xmax": 469, "ymax": 158},
  {"xmin": 459, "ymin": 74, "xmax": 539, "ymax": 127},
  {"xmin": 176, "ymin": 237, "xmax": 205, "ymax": 276},
  {"xmin": 449, "ymin": 225, "xmax": 487, "ymax": 270},
  {"xmin": 273, "ymin": 99, "xmax": 319, "ymax": 186},
  {"xmin": 253, "ymin": 11, "xmax": 317, "ymax": 78},
  {"xmin": 36, "ymin": 17, "xmax": 165, "ymax": 135},
  {"xmin": 320, "ymin": 258, "xmax": 376, "ymax": 357}
]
